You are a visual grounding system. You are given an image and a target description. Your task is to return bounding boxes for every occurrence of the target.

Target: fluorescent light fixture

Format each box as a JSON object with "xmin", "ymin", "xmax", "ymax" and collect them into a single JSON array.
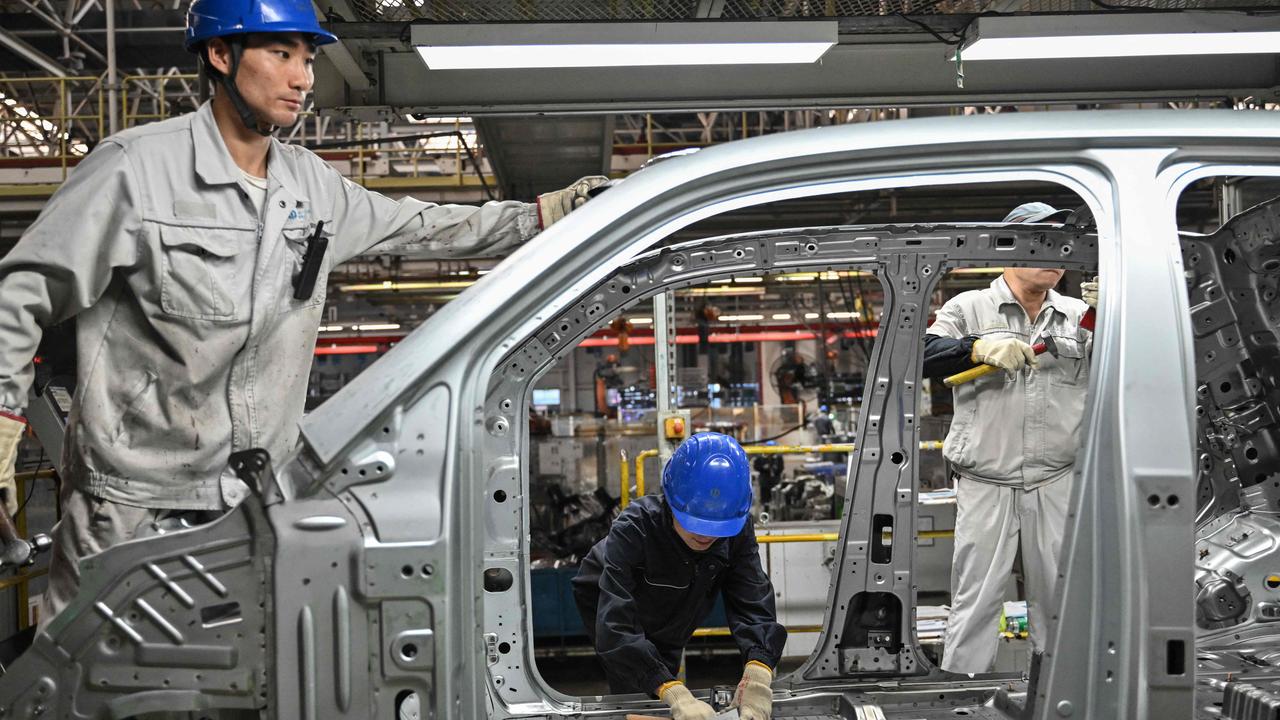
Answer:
[
  {"xmin": 805, "ymin": 313, "xmax": 820, "ymax": 319},
  {"xmin": 772, "ymin": 313, "xmax": 792, "ymax": 320},
  {"xmin": 630, "ymin": 317, "xmax": 654, "ymax": 324},
  {"xmin": 958, "ymin": 13, "xmax": 1280, "ymax": 61},
  {"xmin": 353, "ymin": 323, "xmax": 402, "ymax": 332},
  {"xmin": 412, "ymin": 22, "xmax": 836, "ymax": 70},
  {"xmin": 718, "ymin": 314, "xmax": 765, "ymax": 322},
  {"xmin": 319, "ymin": 325, "xmax": 344, "ymax": 332}
]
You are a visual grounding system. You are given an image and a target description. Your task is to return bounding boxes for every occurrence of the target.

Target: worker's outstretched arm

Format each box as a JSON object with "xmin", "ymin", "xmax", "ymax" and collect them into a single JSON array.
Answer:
[{"xmin": 325, "ymin": 164, "xmax": 606, "ymax": 263}]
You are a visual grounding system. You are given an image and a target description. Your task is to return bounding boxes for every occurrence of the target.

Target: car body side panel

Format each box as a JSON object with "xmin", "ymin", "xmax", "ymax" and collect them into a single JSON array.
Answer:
[{"xmin": 1, "ymin": 113, "xmax": 1279, "ymax": 720}]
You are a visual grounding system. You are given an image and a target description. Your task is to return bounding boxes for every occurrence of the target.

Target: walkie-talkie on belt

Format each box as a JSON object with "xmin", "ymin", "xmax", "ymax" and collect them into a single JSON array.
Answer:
[{"xmin": 293, "ymin": 220, "xmax": 328, "ymax": 300}]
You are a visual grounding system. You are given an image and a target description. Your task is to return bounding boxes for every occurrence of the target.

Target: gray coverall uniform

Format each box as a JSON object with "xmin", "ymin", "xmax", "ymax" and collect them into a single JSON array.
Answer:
[
  {"xmin": 925, "ymin": 276, "xmax": 1090, "ymax": 673},
  {"xmin": 0, "ymin": 101, "xmax": 539, "ymax": 629}
]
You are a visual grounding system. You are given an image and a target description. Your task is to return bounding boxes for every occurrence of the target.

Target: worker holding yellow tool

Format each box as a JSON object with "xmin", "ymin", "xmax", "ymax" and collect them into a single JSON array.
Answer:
[
  {"xmin": 572, "ymin": 432, "xmax": 785, "ymax": 719},
  {"xmin": 921, "ymin": 202, "xmax": 1096, "ymax": 674}
]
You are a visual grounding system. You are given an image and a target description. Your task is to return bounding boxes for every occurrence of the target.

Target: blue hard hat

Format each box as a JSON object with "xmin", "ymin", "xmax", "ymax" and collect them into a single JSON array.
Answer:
[
  {"xmin": 185, "ymin": 0, "xmax": 338, "ymax": 52},
  {"xmin": 662, "ymin": 432, "xmax": 753, "ymax": 538}
]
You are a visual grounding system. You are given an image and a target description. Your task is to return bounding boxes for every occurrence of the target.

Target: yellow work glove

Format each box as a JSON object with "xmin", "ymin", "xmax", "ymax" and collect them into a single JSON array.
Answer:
[
  {"xmin": 971, "ymin": 337, "xmax": 1038, "ymax": 373},
  {"xmin": 1081, "ymin": 279, "xmax": 1098, "ymax": 309},
  {"xmin": 0, "ymin": 413, "xmax": 25, "ymax": 517},
  {"xmin": 733, "ymin": 661, "xmax": 774, "ymax": 720},
  {"xmin": 536, "ymin": 175, "xmax": 609, "ymax": 229},
  {"xmin": 658, "ymin": 681, "xmax": 716, "ymax": 720}
]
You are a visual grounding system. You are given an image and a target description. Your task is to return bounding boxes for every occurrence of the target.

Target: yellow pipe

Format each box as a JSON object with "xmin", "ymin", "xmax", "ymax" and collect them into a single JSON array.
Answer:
[
  {"xmin": 756, "ymin": 533, "xmax": 838, "ymax": 544},
  {"xmin": 620, "ymin": 449, "xmax": 631, "ymax": 509},
  {"xmin": 15, "ymin": 472, "xmax": 27, "ymax": 629},
  {"xmin": 693, "ymin": 624, "xmax": 823, "ymax": 638},
  {"xmin": 746, "ymin": 444, "xmax": 855, "ymax": 455},
  {"xmin": 745, "ymin": 442, "xmax": 944, "ymax": 455},
  {"xmin": 635, "ymin": 449, "xmax": 658, "ymax": 498},
  {"xmin": 628, "ymin": 444, "xmax": 944, "ymax": 501},
  {"xmin": 754, "ymin": 530, "xmax": 955, "ymax": 544},
  {"xmin": 0, "ymin": 568, "xmax": 47, "ymax": 593}
]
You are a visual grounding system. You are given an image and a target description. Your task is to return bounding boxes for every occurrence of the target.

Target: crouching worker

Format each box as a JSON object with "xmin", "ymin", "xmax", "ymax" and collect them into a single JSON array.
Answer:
[{"xmin": 572, "ymin": 432, "xmax": 786, "ymax": 720}]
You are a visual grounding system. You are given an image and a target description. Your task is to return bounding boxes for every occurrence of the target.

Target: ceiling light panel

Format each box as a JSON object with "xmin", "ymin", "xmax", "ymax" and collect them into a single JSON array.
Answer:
[
  {"xmin": 412, "ymin": 22, "xmax": 837, "ymax": 70},
  {"xmin": 959, "ymin": 13, "xmax": 1280, "ymax": 61}
]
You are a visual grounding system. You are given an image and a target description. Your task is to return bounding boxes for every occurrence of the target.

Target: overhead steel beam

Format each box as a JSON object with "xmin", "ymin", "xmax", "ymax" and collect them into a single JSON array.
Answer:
[
  {"xmin": 313, "ymin": 0, "xmax": 371, "ymax": 91},
  {"xmin": 14, "ymin": 0, "xmax": 107, "ymax": 64},
  {"xmin": 314, "ymin": 14, "xmax": 1280, "ymax": 115},
  {"xmin": 0, "ymin": 26, "xmax": 66, "ymax": 76}
]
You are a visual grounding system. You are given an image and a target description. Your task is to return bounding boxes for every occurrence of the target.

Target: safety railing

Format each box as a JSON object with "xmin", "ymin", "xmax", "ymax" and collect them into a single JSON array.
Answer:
[
  {"xmin": 0, "ymin": 75, "xmax": 104, "ymax": 184},
  {"xmin": 691, "ymin": 525, "xmax": 954, "ymax": 640},
  {"xmin": 121, "ymin": 73, "xmax": 202, "ymax": 127},
  {"xmin": 2, "ymin": 74, "xmax": 492, "ymax": 193},
  {"xmin": 622, "ymin": 441, "xmax": 946, "ymax": 508}
]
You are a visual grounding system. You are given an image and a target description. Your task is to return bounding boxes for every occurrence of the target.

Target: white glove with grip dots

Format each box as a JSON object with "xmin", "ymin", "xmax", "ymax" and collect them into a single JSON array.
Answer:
[
  {"xmin": 536, "ymin": 175, "xmax": 610, "ymax": 229},
  {"xmin": 732, "ymin": 661, "xmax": 773, "ymax": 720},
  {"xmin": 972, "ymin": 337, "xmax": 1038, "ymax": 373},
  {"xmin": 659, "ymin": 682, "xmax": 717, "ymax": 720},
  {"xmin": 1081, "ymin": 279, "xmax": 1098, "ymax": 309},
  {"xmin": 0, "ymin": 413, "xmax": 25, "ymax": 517}
]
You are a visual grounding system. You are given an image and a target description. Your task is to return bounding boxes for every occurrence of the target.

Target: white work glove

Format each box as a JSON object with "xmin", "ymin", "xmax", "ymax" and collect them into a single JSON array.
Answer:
[
  {"xmin": 972, "ymin": 337, "xmax": 1038, "ymax": 372},
  {"xmin": 659, "ymin": 682, "xmax": 716, "ymax": 720},
  {"xmin": 536, "ymin": 175, "xmax": 609, "ymax": 229},
  {"xmin": 1081, "ymin": 279, "xmax": 1098, "ymax": 309},
  {"xmin": 732, "ymin": 661, "xmax": 773, "ymax": 720},
  {"xmin": 0, "ymin": 413, "xmax": 25, "ymax": 517}
]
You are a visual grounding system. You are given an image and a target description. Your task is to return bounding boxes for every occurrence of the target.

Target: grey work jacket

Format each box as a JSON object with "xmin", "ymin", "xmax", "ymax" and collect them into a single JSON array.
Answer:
[
  {"xmin": 0, "ymin": 101, "xmax": 538, "ymax": 510},
  {"xmin": 926, "ymin": 276, "xmax": 1091, "ymax": 489}
]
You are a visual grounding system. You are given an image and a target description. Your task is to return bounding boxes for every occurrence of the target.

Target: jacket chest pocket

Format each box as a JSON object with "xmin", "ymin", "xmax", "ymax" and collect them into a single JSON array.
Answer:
[
  {"xmin": 158, "ymin": 225, "xmax": 255, "ymax": 321},
  {"xmin": 282, "ymin": 222, "xmax": 332, "ymax": 309},
  {"xmin": 1048, "ymin": 336, "xmax": 1089, "ymax": 387}
]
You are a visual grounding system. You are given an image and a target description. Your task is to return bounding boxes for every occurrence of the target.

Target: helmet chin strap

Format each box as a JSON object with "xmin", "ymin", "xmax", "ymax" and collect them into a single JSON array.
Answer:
[{"xmin": 219, "ymin": 37, "xmax": 276, "ymax": 137}]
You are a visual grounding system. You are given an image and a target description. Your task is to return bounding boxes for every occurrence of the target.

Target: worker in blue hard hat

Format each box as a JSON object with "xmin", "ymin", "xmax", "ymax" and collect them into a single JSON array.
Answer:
[
  {"xmin": 572, "ymin": 432, "xmax": 786, "ymax": 720},
  {"xmin": 0, "ymin": 0, "xmax": 607, "ymax": 631}
]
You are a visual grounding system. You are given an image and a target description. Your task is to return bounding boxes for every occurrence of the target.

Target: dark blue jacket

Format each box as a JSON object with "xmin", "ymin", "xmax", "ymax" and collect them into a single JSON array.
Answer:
[{"xmin": 571, "ymin": 495, "xmax": 786, "ymax": 695}]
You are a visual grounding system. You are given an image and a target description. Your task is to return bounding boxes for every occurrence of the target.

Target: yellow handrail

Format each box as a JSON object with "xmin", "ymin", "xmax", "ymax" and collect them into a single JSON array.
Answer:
[
  {"xmin": 756, "ymin": 529, "xmax": 953, "ymax": 543},
  {"xmin": 693, "ymin": 624, "xmax": 822, "ymax": 638},
  {"xmin": 635, "ymin": 449, "xmax": 659, "ymax": 499},
  {"xmin": 619, "ymin": 449, "xmax": 631, "ymax": 509},
  {"xmin": 629, "ymin": 442, "xmax": 945, "ymax": 502}
]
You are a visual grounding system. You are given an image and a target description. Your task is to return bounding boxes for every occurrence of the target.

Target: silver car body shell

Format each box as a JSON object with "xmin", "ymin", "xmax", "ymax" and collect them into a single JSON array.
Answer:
[{"xmin": 0, "ymin": 111, "xmax": 1276, "ymax": 719}]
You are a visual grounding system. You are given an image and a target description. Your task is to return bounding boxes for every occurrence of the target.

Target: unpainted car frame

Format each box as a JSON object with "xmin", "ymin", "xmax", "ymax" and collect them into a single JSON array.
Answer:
[{"xmin": 0, "ymin": 110, "xmax": 1277, "ymax": 720}]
